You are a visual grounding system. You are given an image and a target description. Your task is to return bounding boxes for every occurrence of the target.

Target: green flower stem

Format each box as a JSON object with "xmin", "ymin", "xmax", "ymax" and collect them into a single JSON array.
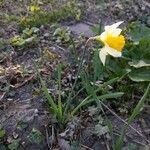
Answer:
[{"xmin": 64, "ymin": 45, "xmax": 87, "ymax": 116}]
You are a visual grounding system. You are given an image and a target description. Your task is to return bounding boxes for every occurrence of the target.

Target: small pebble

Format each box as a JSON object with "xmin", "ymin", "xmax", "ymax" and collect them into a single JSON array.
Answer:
[{"xmin": 44, "ymin": 33, "xmax": 50, "ymax": 38}]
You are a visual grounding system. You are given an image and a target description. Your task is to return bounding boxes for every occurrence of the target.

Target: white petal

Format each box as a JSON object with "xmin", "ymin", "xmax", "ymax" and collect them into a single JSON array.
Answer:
[
  {"xmin": 105, "ymin": 21, "xmax": 123, "ymax": 31},
  {"xmin": 100, "ymin": 31, "xmax": 107, "ymax": 43},
  {"xmin": 111, "ymin": 28, "xmax": 122, "ymax": 36},
  {"xmin": 105, "ymin": 45, "xmax": 122, "ymax": 57},
  {"xmin": 109, "ymin": 21, "xmax": 123, "ymax": 29},
  {"xmin": 104, "ymin": 21, "xmax": 123, "ymax": 36},
  {"xmin": 99, "ymin": 47, "xmax": 107, "ymax": 65}
]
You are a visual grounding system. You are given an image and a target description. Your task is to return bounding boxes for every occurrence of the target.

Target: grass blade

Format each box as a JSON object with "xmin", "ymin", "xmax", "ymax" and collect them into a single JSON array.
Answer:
[
  {"xmin": 71, "ymin": 92, "xmax": 124, "ymax": 116},
  {"xmin": 115, "ymin": 83, "xmax": 150, "ymax": 150},
  {"xmin": 33, "ymin": 61, "xmax": 58, "ymax": 114},
  {"xmin": 57, "ymin": 64, "xmax": 63, "ymax": 122},
  {"xmin": 64, "ymin": 46, "xmax": 86, "ymax": 115}
]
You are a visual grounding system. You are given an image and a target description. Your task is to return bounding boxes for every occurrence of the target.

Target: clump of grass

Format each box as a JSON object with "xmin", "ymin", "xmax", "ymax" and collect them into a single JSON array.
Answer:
[
  {"xmin": 34, "ymin": 44, "xmax": 124, "ymax": 125},
  {"xmin": 19, "ymin": 1, "xmax": 81, "ymax": 29}
]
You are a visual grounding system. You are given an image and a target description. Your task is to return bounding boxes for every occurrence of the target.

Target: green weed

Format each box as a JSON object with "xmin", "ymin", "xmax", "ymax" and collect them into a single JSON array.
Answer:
[
  {"xmin": 53, "ymin": 27, "xmax": 71, "ymax": 44},
  {"xmin": 115, "ymin": 83, "xmax": 150, "ymax": 150},
  {"xmin": 10, "ymin": 27, "xmax": 39, "ymax": 48},
  {"xmin": 34, "ymin": 45, "xmax": 123, "ymax": 125},
  {"xmin": 19, "ymin": 1, "xmax": 81, "ymax": 29}
]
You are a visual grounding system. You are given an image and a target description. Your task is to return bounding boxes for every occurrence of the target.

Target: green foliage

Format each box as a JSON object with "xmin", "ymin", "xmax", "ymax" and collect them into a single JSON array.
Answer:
[
  {"xmin": 71, "ymin": 92, "xmax": 124, "ymax": 116},
  {"xmin": 129, "ymin": 60, "xmax": 150, "ymax": 68},
  {"xmin": 128, "ymin": 67, "xmax": 150, "ymax": 82},
  {"xmin": 35, "ymin": 63, "xmax": 63, "ymax": 123},
  {"xmin": 0, "ymin": 129, "xmax": 5, "ymax": 138},
  {"xmin": 126, "ymin": 143, "xmax": 138, "ymax": 150},
  {"xmin": 0, "ymin": 0, "xmax": 5, "ymax": 6},
  {"xmin": 124, "ymin": 38, "xmax": 150, "ymax": 63},
  {"xmin": 124, "ymin": 35, "xmax": 150, "ymax": 82},
  {"xmin": 0, "ymin": 39, "xmax": 5, "ymax": 49},
  {"xmin": 88, "ymin": 22, "xmax": 150, "ymax": 149},
  {"xmin": 28, "ymin": 128, "xmax": 43, "ymax": 144},
  {"xmin": 91, "ymin": 23, "xmax": 104, "ymax": 35},
  {"xmin": 19, "ymin": 1, "xmax": 81, "ymax": 29},
  {"xmin": 96, "ymin": 22, "xmax": 150, "ymax": 83},
  {"xmin": 115, "ymin": 83, "xmax": 150, "ymax": 150},
  {"xmin": 10, "ymin": 27, "xmax": 39, "ymax": 47},
  {"xmin": 53, "ymin": 27, "xmax": 71, "ymax": 43},
  {"xmin": 35, "ymin": 50, "xmax": 123, "ymax": 125},
  {"xmin": 126, "ymin": 21, "xmax": 150, "ymax": 43},
  {"xmin": 8, "ymin": 139, "xmax": 20, "ymax": 150},
  {"xmin": 22, "ymin": 27, "xmax": 39, "ymax": 38},
  {"xmin": 1, "ymin": 0, "xmax": 150, "ymax": 149},
  {"xmin": 4, "ymin": 14, "xmax": 18, "ymax": 23},
  {"xmin": 94, "ymin": 124, "xmax": 109, "ymax": 137},
  {"xmin": 91, "ymin": 22, "xmax": 150, "ymax": 83},
  {"xmin": 10, "ymin": 36, "xmax": 26, "ymax": 47}
]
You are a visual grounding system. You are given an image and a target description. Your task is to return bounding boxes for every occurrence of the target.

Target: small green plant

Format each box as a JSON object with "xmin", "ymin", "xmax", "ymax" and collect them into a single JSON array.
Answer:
[
  {"xmin": 19, "ymin": 1, "xmax": 81, "ymax": 29},
  {"xmin": 8, "ymin": 139, "xmax": 21, "ymax": 150},
  {"xmin": 10, "ymin": 27, "xmax": 39, "ymax": 47},
  {"xmin": 53, "ymin": 27, "xmax": 71, "ymax": 43},
  {"xmin": 28, "ymin": 128, "xmax": 43, "ymax": 144},
  {"xmin": 34, "ymin": 52, "xmax": 123, "ymax": 125}
]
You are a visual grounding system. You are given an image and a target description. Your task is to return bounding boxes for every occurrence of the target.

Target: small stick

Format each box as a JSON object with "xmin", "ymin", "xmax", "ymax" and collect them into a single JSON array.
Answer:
[
  {"xmin": 45, "ymin": 126, "xmax": 51, "ymax": 150},
  {"xmin": 100, "ymin": 101, "xmax": 150, "ymax": 144}
]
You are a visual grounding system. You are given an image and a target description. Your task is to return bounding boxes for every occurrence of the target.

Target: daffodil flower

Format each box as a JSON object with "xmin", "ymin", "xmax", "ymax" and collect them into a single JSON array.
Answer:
[{"xmin": 89, "ymin": 21, "xmax": 125, "ymax": 65}]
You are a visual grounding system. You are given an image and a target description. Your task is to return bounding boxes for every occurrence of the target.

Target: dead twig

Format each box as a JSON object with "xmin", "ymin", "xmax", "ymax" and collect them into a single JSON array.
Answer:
[
  {"xmin": 0, "ymin": 92, "xmax": 6, "ymax": 101},
  {"xmin": 45, "ymin": 126, "xmax": 51, "ymax": 150},
  {"xmin": 114, "ymin": 131, "xmax": 147, "ymax": 146},
  {"xmin": 100, "ymin": 101, "xmax": 150, "ymax": 144},
  {"xmin": 14, "ymin": 74, "xmax": 35, "ymax": 89}
]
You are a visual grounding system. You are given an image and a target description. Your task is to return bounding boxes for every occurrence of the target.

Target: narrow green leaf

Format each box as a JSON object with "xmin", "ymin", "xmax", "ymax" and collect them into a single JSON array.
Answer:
[
  {"xmin": 57, "ymin": 64, "xmax": 63, "ymax": 122},
  {"xmin": 71, "ymin": 92, "xmax": 124, "ymax": 116},
  {"xmin": 115, "ymin": 83, "xmax": 150, "ymax": 150},
  {"xmin": 33, "ymin": 62, "xmax": 58, "ymax": 114}
]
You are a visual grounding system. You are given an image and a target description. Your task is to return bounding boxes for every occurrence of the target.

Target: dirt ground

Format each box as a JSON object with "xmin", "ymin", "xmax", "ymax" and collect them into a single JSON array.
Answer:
[{"xmin": 0, "ymin": 0, "xmax": 150, "ymax": 149}]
